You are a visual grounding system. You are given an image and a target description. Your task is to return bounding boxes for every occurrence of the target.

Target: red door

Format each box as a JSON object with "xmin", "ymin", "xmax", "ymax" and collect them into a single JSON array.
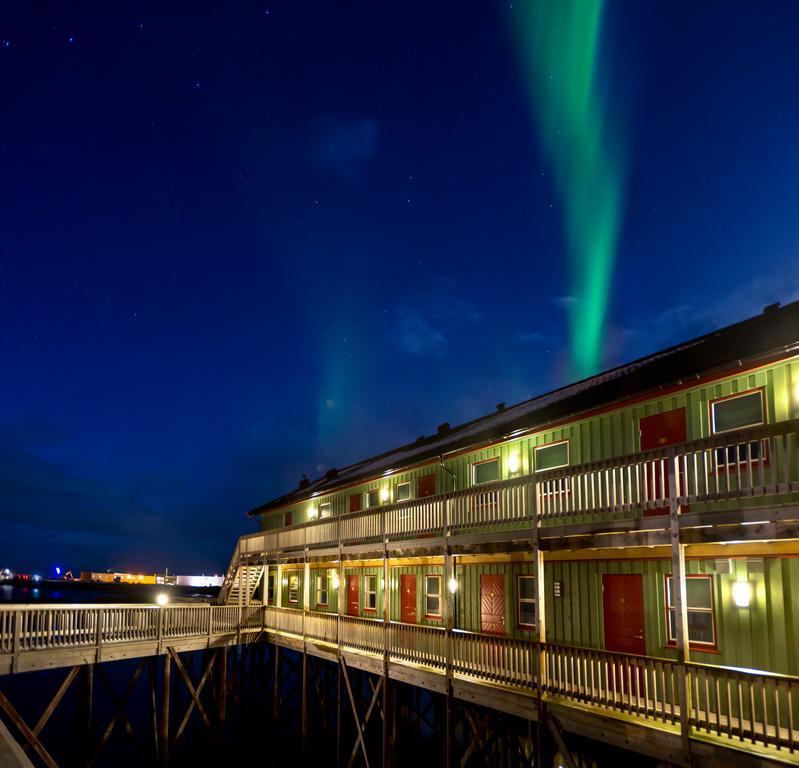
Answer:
[
  {"xmin": 400, "ymin": 574, "xmax": 417, "ymax": 624},
  {"xmin": 602, "ymin": 574, "xmax": 646, "ymax": 655},
  {"xmin": 640, "ymin": 408, "xmax": 687, "ymax": 516},
  {"xmin": 347, "ymin": 575, "xmax": 359, "ymax": 616},
  {"xmin": 480, "ymin": 574, "xmax": 505, "ymax": 635}
]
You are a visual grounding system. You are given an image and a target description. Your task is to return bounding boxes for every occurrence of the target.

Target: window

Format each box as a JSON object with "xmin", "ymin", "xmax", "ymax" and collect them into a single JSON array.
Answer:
[
  {"xmin": 473, "ymin": 458, "xmax": 499, "ymax": 485},
  {"xmin": 396, "ymin": 482, "xmax": 411, "ymax": 502},
  {"xmin": 710, "ymin": 390, "xmax": 766, "ymax": 469},
  {"xmin": 283, "ymin": 511, "xmax": 293, "ymax": 527},
  {"xmin": 364, "ymin": 575, "xmax": 377, "ymax": 611},
  {"xmin": 319, "ymin": 502, "xmax": 332, "ymax": 519},
  {"xmin": 267, "ymin": 574, "xmax": 275, "ymax": 604},
  {"xmin": 517, "ymin": 576, "xmax": 536, "ymax": 629},
  {"xmin": 711, "ymin": 390, "xmax": 764, "ymax": 433},
  {"xmin": 288, "ymin": 575, "xmax": 300, "ymax": 605},
  {"xmin": 666, "ymin": 575, "xmax": 715, "ymax": 647},
  {"xmin": 535, "ymin": 441, "xmax": 570, "ymax": 472},
  {"xmin": 349, "ymin": 493, "xmax": 362, "ymax": 513},
  {"xmin": 317, "ymin": 574, "xmax": 328, "ymax": 606},
  {"xmin": 425, "ymin": 575, "xmax": 441, "ymax": 618},
  {"xmin": 418, "ymin": 474, "xmax": 436, "ymax": 497},
  {"xmin": 366, "ymin": 489, "xmax": 380, "ymax": 508}
]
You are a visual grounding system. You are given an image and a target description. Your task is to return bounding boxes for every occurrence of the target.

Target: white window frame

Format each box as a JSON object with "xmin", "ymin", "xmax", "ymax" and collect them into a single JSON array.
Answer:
[
  {"xmin": 316, "ymin": 574, "xmax": 328, "ymax": 606},
  {"xmin": 425, "ymin": 575, "xmax": 442, "ymax": 618},
  {"xmin": 472, "ymin": 457, "xmax": 500, "ymax": 485},
  {"xmin": 666, "ymin": 574, "xmax": 716, "ymax": 647},
  {"xmin": 364, "ymin": 575, "xmax": 377, "ymax": 611},
  {"xmin": 517, "ymin": 575, "xmax": 536, "ymax": 629},
  {"xmin": 396, "ymin": 482, "xmax": 412, "ymax": 502},
  {"xmin": 318, "ymin": 502, "xmax": 332, "ymax": 518},
  {"xmin": 288, "ymin": 574, "xmax": 300, "ymax": 605},
  {"xmin": 710, "ymin": 389, "xmax": 765, "ymax": 434},
  {"xmin": 534, "ymin": 440, "xmax": 570, "ymax": 472}
]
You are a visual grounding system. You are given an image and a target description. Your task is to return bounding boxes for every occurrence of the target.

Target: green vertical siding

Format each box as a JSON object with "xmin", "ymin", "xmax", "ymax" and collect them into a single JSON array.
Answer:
[
  {"xmin": 546, "ymin": 556, "xmax": 799, "ymax": 675},
  {"xmin": 280, "ymin": 569, "xmax": 304, "ymax": 609},
  {"xmin": 261, "ymin": 358, "xmax": 797, "ymax": 533},
  {"xmin": 455, "ymin": 562, "xmax": 536, "ymax": 640},
  {"xmin": 309, "ymin": 567, "xmax": 338, "ymax": 613}
]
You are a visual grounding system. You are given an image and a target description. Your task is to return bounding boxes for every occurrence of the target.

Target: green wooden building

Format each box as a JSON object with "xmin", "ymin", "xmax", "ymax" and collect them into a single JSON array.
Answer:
[{"xmin": 221, "ymin": 300, "xmax": 799, "ymax": 766}]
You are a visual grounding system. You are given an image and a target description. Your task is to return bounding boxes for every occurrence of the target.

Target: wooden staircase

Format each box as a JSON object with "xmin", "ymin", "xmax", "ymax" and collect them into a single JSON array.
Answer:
[{"xmin": 223, "ymin": 564, "xmax": 264, "ymax": 605}]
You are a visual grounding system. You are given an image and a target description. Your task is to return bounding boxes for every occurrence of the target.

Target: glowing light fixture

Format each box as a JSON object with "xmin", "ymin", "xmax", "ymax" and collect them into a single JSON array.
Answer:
[
  {"xmin": 332, "ymin": 573, "xmax": 340, "ymax": 590},
  {"xmin": 308, "ymin": 504, "xmax": 318, "ymax": 519},
  {"xmin": 508, "ymin": 454, "xmax": 520, "ymax": 474},
  {"xmin": 732, "ymin": 581, "xmax": 752, "ymax": 608},
  {"xmin": 448, "ymin": 577, "xmax": 458, "ymax": 594},
  {"xmin": 156, "ymin": 593, "xmax": 169, "ymax": 607},
  {"xmin": 380, "ymin": 487, "xmax": 390, "ymax": 502}
]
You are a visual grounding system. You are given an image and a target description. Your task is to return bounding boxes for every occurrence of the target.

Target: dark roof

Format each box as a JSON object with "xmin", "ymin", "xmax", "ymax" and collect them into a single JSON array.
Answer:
[{"xmin": 249, "ymin": 300, "xmax": 799, "ymax": 517}]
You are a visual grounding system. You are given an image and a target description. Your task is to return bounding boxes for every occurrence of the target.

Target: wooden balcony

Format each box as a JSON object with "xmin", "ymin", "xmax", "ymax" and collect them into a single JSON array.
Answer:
[
  {"xmin": 3, "ymin": 603, "xmax": 799, "ymax": 764},
  {"xmin": 226, "ymin": 419, "xmax": 799, "ymax": 573}
]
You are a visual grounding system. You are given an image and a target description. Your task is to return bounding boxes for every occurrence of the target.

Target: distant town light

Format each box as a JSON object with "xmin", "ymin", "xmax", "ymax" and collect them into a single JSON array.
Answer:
[
  {"xmin": 732, "ymin": 581, "xmax": 752, "ymax": 608},
  {"xmin": 508, "ymin": 454, "xmax": 520, "ymax": 474},
  {"xmin": 156, "ymin": 593, "xmax": 169, "ymax": 607},
  {"xmin": 380, "ymin": 487, "xmax": 389, "ymax": 502},
  {"xmin": 55, "ymin": 566, "xmax": 61, "ymax": 576}
]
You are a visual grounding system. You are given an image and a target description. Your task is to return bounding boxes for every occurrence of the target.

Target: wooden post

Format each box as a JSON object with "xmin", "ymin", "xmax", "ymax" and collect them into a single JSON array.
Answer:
[
  {"xmin": 531, "ymin": 473, "xmax": 547, "ymax": 767},
  {"xmin": 219, "ymin": 646, "xmax": 227, "ymax": 728},
  {"xmin": 160, "ymin": 652, "xmax": 170, "ymax": 768},
  {"xmin": 301, "ymin": 651, "xmax": 308, "ymax": 751},
  {"xmin": 669, "ymin": 448, "xmax": 692, "ymax": 760},
  {"xmin": 80, "ymin": 663, "xmax": 94, "ymax": 768},
  {"xmin": 382, "ymin": 507, "xmax": 390, "ymax": 768},
  {"xmin": 273, "ymin": 643, "xmax": 281, "ymax": 721}
]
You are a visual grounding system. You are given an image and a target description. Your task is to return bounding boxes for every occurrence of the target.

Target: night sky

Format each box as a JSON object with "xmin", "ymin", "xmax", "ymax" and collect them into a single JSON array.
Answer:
[{"xmin": 2, "ymin": 2, "xmax": 799, "ymax": 575}]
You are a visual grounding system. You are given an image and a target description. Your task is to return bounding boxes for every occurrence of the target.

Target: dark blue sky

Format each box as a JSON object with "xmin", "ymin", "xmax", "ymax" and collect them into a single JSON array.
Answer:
[{"xmin": 2, "ymin": 1, "xmax": 798, "ymax": 574}]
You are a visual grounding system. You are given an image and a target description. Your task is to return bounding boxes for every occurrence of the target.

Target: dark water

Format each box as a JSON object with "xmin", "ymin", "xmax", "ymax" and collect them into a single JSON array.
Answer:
[{"xmin": 0, "ymin": 581, "xmax": 218, "ymax": 604}]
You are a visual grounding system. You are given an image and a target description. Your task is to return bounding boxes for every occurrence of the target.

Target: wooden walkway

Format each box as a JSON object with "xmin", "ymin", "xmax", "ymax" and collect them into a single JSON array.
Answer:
[{"xmin": 2, "ymin": 603, "xmax": 799, "ymax": 766}]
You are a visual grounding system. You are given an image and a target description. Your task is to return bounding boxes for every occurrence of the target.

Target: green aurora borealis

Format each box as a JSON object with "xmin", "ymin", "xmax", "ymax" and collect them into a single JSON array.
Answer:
[{"xmin": 514, "ymin": 0, "xmax": 627, "ymax": 378}]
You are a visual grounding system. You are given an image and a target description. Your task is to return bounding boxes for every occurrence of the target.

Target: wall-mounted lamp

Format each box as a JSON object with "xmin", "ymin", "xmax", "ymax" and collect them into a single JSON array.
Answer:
[
  {"xmin": 156, "ymin": 593, "xmax": 169, "ymax": 607},
  {"xmin": 380, "ymin": 487, "xmax": 390, "ymax": 502},
  {"xmin": 282, "ymin": 577, "xmax": 288, "ymax": 587},
  {"xmin": 508, "ymin": 454, "xmax": 520, "ymax": 474},
  {"xmin": 308, "ymin": 505, "xmax": 317, "ymax": 519},
  {"xmin": 331, "ymin": 574, "xmax": 340, "ymax": 590},
  {"xmin": 448, "ymin": 577, "xmax": 458, "ymax": 594},
  {"xmin": 732, "ymin": 580, "xmax": 753, "ymax": 608}
]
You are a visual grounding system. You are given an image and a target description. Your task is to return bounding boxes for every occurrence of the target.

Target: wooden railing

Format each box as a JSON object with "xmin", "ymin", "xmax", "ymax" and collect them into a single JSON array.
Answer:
[
  {"xmin": 4, "ymin": 603, "xmax": 799, "ymax": 757},
  {"xmin": 689, "ymin": 662, "xmax": 799, "ymax": 752},
  {"xmin": 389, "ymin": 622, "xmax": 446, "ymax": 670},
  {"xmin": 536, "ymin": 420, "xmax": 799, "ymax": 522},
  {"xmin": 545, "ymin": 642, "xmax": 680, "ymax": 725},
  {"xmin": 452, "ymin": 629, "xmax": 535, "ymax": 690},
  {"xmin": 239, "ymin": 420, "xmax": 799, "ymax": 563},
  {"xmin": 339, "ymin": 614, "xmax": 384, "ymax": 655}
]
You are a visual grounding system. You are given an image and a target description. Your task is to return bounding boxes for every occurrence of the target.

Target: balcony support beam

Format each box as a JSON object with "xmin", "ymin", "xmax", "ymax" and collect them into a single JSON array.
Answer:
[{"xmin": 669, "ymin": 449, "xmax": 692, "ymax": 760}]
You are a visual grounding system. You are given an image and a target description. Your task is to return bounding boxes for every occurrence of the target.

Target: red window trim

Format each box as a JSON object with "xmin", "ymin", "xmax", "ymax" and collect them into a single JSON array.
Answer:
[{"xmin": 663, "ymin": 573, "xmax": 718, "ymax": 652}]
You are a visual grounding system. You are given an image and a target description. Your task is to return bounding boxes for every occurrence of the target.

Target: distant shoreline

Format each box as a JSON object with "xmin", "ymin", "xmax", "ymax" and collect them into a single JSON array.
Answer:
[{"xmin": 0, "ymin": 579, "xmax": 220, "ymax": 604}]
